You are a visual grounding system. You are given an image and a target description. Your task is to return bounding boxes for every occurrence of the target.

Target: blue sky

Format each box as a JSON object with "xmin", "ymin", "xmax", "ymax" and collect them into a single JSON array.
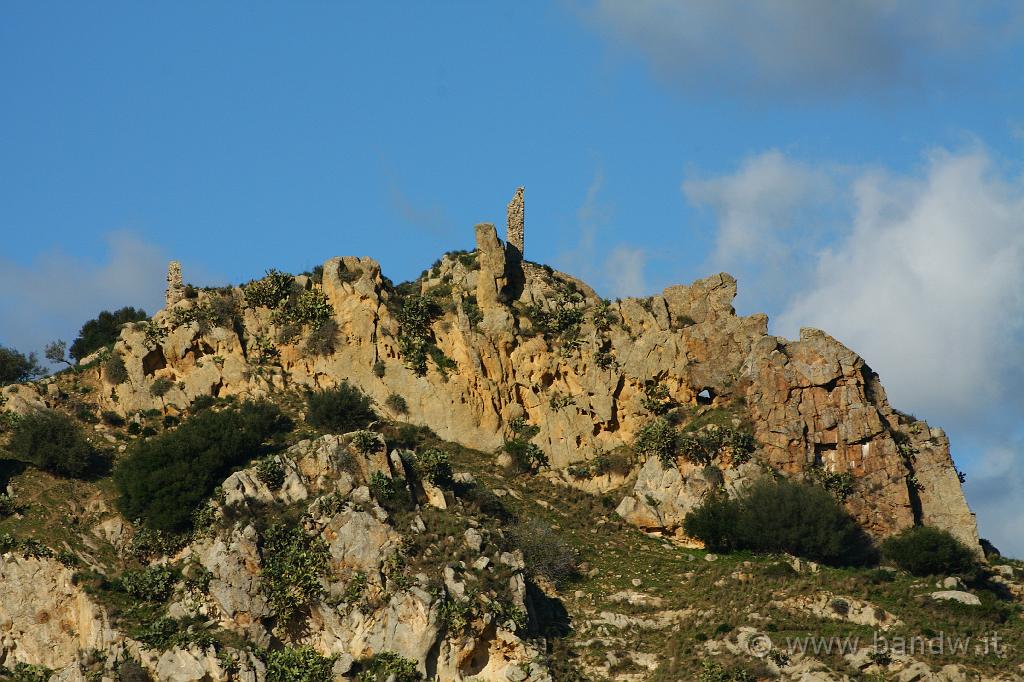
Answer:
[{"xmin": 2, "ymin": 2, "xmax": 1023, "ymax": 555}]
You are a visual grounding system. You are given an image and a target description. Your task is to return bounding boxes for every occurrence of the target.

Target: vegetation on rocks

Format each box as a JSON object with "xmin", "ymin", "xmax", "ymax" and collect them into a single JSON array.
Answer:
[
  {"xmin": 684, "ymin": 479, "xmax": 876, "ymax": 566},
  {"xmin": 114, "ymin": 401, "xmax": 291, "ymax": 531},
  {"xmin": 502, "ymin": 416, "xmax": 548, "ymax": 473},
  {"xmin": 0, "ymin": 346, "xmax": 43, "ymax": 385},
  {"xmin": 881, "ymin": 526, "xmax": 979, "ymax": 576},
  {"xmin": 264, "ymin": 646, "xmax": 335, "ymax": 682},
  {"xmin": 7, "ymin": 409, "xmax": 104, "ymax": 478},
  {"xmin": 69, "ymin": 306, "xmax": 148, "ymax": 361},
  {"xmin": 260, "ymin": 521, "xmax": 330, "ymax": 622},
  {"xmin": 305, "ymin": 382, "xmax": 376, "ymax": 434}
]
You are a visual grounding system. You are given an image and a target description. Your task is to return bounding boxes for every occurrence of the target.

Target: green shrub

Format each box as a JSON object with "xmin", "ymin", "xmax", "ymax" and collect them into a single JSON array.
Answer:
[
  {"xmin": 278, "ymin": 289, "xmax": 333, "ymax": 326},
  {"xmin": 0, "ymin": 346, "xmax": 43, "ymax": 386},
  {"xmin": 640, "ymin": 383, "xmax": 672, "ymax": 414},
  {"xmin": 395, "ymin": 295, "xmax": 443, "ymax": 375},
  {"xmin": 69, "ymin": 307, "xmax": 148, "ymax": 361},
  {"xmin": 697, "ymin": 660, "xmax": 755, "ymax": 682},
  {"xmin": 414, "ymin": 448, "xmax": 453, "ymax": 488},
  {"xmin": 103, "ymin": 354, "xmax": 129, "ymax": 384},
  {"xmin": 633, "ymin": 418, "xmax": 678, "ymax": 465},
  {"xmin": 684, "ymin": 479, "xmax": 876, "ymax": 566},
  {"xmin": 119, "ymin": 565, "xmax": 177, "ymax": 602},
  {"xmin": 244, "ymin": 269, "xmax": 295, "ymax": 309},
  {"xmin": 880, "ymin": 526, "xmax": 978, "ymax": 576},
  {"xmin": 809, "ymin": 465, "xmax": 855, "ymax": 500},
  {"xmin": 372, "ymin": 360, "xmax": 386, "ymax": 377},
  {"xmin": 385, "ymin": 393, "xmax": 408, "ymax": 414},
  {"xmin": 127, "ymin": 422, "xmax": 143, "ymax": 435},
  {"xmin": 0, "ymin": 493, "xmax": 18, "ymax": 517},
  {"xmin": 150, "ymin": 377, "xmax": 174, "ymax": 398},
  {"xmin": 265, "ymin": 646, "xmax": 335, "ymax": 682},
  {"xmin": 256, "ymin": 456, "xmax": 286, "ymax": 490},
  {"xmin": 261, "ymin": 522, "xmax": 329, "ymax": 622},
  {"xmin": 7, "ymin": 410, "xmax": 104, "ymax": 478},
  {"xmin": 303, "ymin": 318, "xmax": 339, "ymax": 357},
  {"xmin": 354, "ymin": 651, "xmax": 421, "ymax": 682},
  {"xmin": 502, "ymin": 417, "xmax": 548, "ymax": 473},
  {"xmin": 114, "ymin": 402, "xmax": 291, "ymax": 531},
  {"xmin": 350, "ymin": 430, "xmax": 382, "ymax": 454},
  {"xmin": 306, "ymin": 382, "xmax": 376, "ymax": 433}
]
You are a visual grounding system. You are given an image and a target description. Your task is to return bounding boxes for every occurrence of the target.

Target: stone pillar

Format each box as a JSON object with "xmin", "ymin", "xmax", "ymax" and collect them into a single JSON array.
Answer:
[
  {"xmin": 506, "ymin": 186, "xmax": 524, "ymax": 260},
  {"xmin": 165, "ymin": 260, "xmax": 184, "ymax": 307}
]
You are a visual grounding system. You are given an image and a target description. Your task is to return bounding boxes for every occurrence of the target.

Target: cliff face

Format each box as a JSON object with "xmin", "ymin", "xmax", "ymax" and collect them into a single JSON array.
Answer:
[{"xmin": 15, "ymin": 223, "xmax": 975, "ymax": 549}]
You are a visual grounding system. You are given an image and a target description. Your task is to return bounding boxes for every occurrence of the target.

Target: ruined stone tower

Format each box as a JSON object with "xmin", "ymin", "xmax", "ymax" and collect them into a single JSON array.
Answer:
[
  {"xmin": 506, "ymin": 186, "xmax": 524, "ymax": 260},
  {"xmin": 165, "ymin": 260, "xmax": 184, "ymax": 307}
]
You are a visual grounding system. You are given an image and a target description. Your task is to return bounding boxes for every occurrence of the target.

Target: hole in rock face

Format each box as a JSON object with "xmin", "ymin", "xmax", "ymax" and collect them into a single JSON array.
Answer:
[
  {"xmin": 142, "ymin": 347, "xmax": 167, "ymax": 376},
  {"xmin": 696, "ymin": 388, "xmax": 714, "ymax": 405}
]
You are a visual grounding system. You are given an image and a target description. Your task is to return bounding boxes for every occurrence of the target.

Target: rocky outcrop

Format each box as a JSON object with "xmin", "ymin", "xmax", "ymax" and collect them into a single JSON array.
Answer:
[
  {"xmin": 0, "ymin": 435, "xmax": 550, "ymax": 681},
  {"xmin": 24, "ymin": 222, "xmax": 975, "ymax": 548}
]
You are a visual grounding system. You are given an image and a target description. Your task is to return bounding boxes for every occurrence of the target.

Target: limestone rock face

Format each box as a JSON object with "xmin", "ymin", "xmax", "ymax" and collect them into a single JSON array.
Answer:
[
  {"xmin": 67, "ymin": 229, "xmax": 977, "ymax": 548},
  {"xmin": 0, "ymin": 555, "xmax": 117, "ymax": 668}
]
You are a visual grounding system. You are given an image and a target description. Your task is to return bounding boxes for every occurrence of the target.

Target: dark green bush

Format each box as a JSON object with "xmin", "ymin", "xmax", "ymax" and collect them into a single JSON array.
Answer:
[
  {"xmin": 0, "ymin": 346, "xmax": 43, "ymax": 386},
  {"xmin": 256, "ymin": 456, "xmax": 286, "ymax": 490},
  {"xmin": 385, "ymin": 393, "xmax": 408, "ymax": 414},
  {"xmin": 103, "ymin": 354, "xmax": 129, "ymax": 384},
  {"xmin": 0, "ymin": 662, "xmax": 54, "ymax": 682},
  {"xmin": 683, "ymin": 479, "xmax": 876, "ymax": 566},
  {"xmin": 306, "ymin": 382, "xmax": 376, "ymax": 433},
  {"xmin": 69, "ymin": 307, "xmax": 148, "ymax": 361},
  {"xmin": 303, "ymin": 318, "xmax": 339, "ymax": 357},
  {"xmin": 114, "ymin": 402, "xmax": 291, "ymax": 531},
  {"xmin": 102, "ymin": 410, "xmax": 126, "ymax": 427},
  {"xmin": 880, "ymin": 526, "xmax": 978, "ymax": 576},
  {"xmin": 7, "ymin": 410, "xmax": 104, "ymax": 478},
  {"xmin": 150, "ymin": 377, "xmax": 174, "ymax": 398}
]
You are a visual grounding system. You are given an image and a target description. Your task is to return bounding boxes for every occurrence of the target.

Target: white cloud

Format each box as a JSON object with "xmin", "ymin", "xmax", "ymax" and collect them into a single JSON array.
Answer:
[
  {"xmin": 776, "ymin": 149, "xmax": 1024, "ymax": 419},
  {"xmin": 604, "ymin": 246, "xmax": 647, "ymax": 298},
  {"xmin": 0, "ymin": 232, "xmax": 170, "ymax": 357},
  {"xmin": 582, "ymin": 0, "xmax": 1022, "ymax": 97},
  {"xmin": 966, "ymin": 436, "xmax": 1024, "ymax": 558},
  {"xmin": 682, "ymin": 145, "xmax": 1024, "ymax": 556},
  {"xmin": 683, "ymin": 150, "xmax": 835, "ymax": 309}
]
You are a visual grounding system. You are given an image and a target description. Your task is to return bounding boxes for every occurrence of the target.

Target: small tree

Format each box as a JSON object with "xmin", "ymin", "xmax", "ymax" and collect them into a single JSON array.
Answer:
[
  {"xmin": 305, "ymin": 382, "xmax": 376, "ymax": 433},
  {"xmin": 0, "ymin": 346, "xmax": 43, "ymax": 385},
  {"xmin": 69, "ymin": 307, "xmax": 148, "ymax": 361},
  {"xmin": 45, "ymin": 340, "xmax": 74, "ymax": 369},
  {"xmin": 7, "ymin": 410, "xmax": 103, "ymax": 478}
]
